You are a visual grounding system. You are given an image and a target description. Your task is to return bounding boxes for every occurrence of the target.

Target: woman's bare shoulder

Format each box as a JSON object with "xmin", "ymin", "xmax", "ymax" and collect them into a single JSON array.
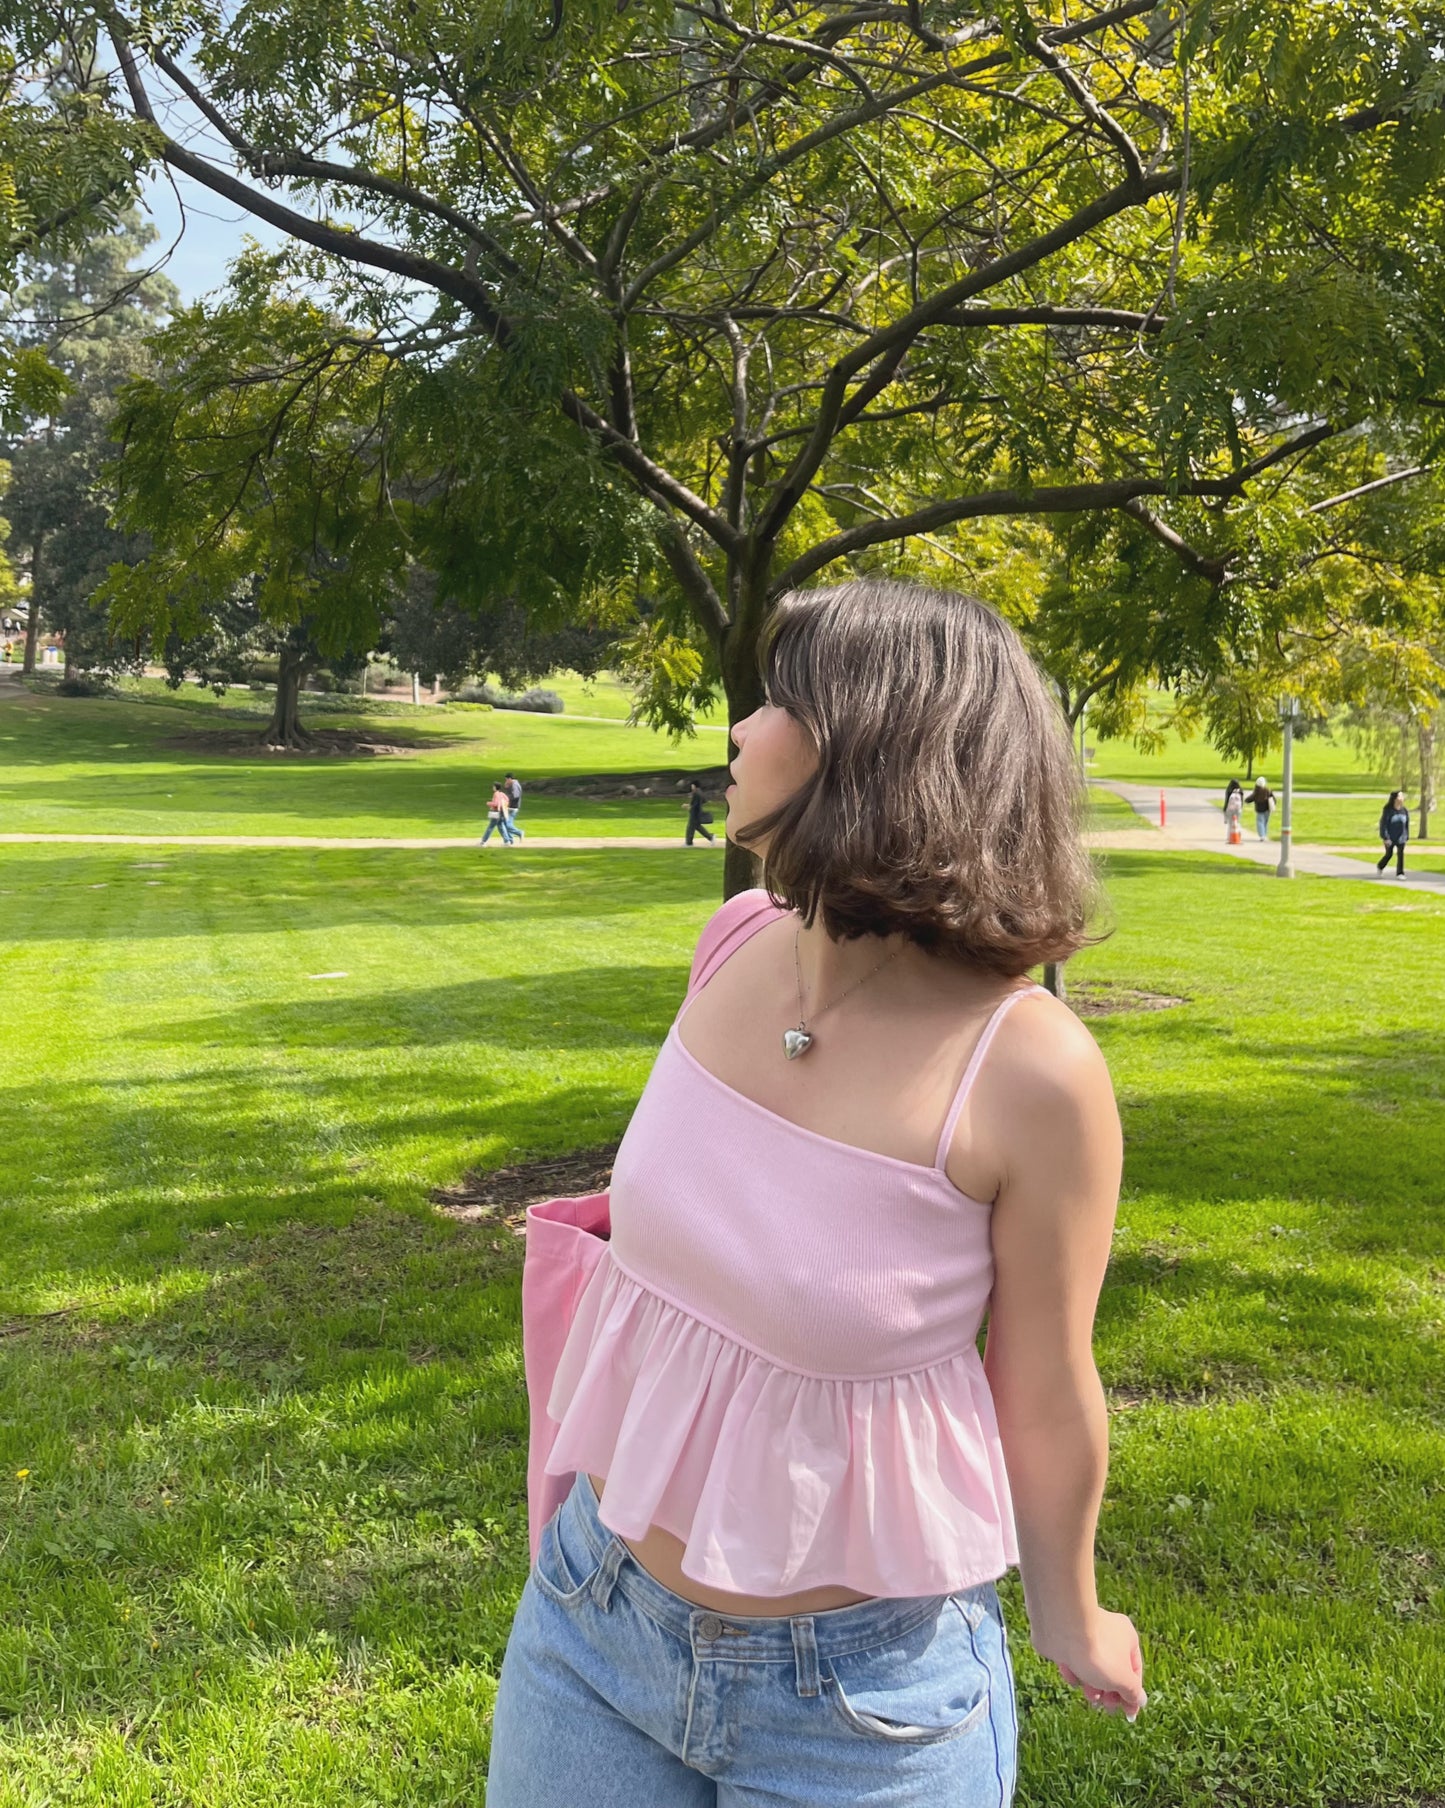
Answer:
[{"xmin": 986, "ymin": 985, "xmax": 1117, "ymax": 1119}]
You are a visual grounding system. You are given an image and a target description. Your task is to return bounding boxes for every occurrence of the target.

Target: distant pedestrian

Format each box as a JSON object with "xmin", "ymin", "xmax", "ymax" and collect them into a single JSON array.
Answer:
[
  {"xmin": 1377, "ymin": 790, "xmax": 1409, "ymax": 876},
  {"xmin": 1248, "ymin": 777, "xmax": 1276, "ymax": 841},
  {"xmin": 503, "ymin": 772, "xmax": 525, "ymax": 840},
  {"xmin": 482, "ymin": 782, "xmax": 516, "ymax": 846},
  {"xmin": 685, "ymin": 781, "xmax": 716, "ymax": 845},
  {"xmin": 1224, "ymin": 781, "xmax": 1243, "ymax": 843}
]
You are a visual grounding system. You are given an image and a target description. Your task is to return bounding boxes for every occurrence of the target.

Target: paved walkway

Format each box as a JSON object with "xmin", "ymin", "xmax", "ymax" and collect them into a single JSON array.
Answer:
[{"xmin": 1098, "ymin": 782, "xmax": 1445, "ymax": 896}]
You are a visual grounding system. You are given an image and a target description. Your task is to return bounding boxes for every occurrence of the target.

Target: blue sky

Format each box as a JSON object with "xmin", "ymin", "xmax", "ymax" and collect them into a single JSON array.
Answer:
[{"xmin": 141, "ymin": 168, "xmax": 287, "ymax": 305}]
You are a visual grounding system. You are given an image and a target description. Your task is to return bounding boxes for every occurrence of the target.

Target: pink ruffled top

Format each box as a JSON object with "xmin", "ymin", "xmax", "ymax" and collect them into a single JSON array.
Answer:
[{"xmin": 544, "ymin": 891, "xmax": 1025, "ymax": 1598}]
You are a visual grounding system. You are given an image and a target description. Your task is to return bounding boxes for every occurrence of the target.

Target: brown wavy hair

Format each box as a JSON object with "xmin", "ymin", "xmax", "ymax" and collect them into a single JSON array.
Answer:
[{"xmin": 736, "ymin": 580, "xmax": 1096, "ymax": 974}]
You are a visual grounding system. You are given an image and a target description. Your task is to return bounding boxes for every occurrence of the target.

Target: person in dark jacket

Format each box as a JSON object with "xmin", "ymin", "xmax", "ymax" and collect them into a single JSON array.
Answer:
[
  {"xmin": 1377, "ymin": 790, "xmax": 1409, "ymax": 876},
  {"xmin": 1248, "ymin": 777, "xmax": 1276, "ymax": 841},
  {"xmin": 503, "ymin": 773, "xmax": 525, "ymax": 840},
  {"xmin": 685, "ymin": 781, "xmax": 716, "ymax": 845}
]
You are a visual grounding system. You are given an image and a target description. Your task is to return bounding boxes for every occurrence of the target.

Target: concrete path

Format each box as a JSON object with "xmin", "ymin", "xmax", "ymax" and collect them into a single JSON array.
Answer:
[{"xmin": 1098, "ymin": 782, "xmax": 1445, "ymax": 897}]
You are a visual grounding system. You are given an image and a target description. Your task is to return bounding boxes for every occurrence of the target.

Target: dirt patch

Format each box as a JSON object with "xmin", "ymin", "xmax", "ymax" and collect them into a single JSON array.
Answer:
[
  {"xmin": 525, "ymin": 767, "xmax": 729, "ymax": 801},
  {"xmin": 1106, "ymin": 1383, "xmax": 1219, "ymax": 1413},
  {"xmin": 0, "ymin": 1305, "xmax": 85, "ymax": 1340},
  {"xmin": 1069, "ymin": 981, "xmax": 1187, "ymax": 1017},
  {"xmin": 431, "ymin": 1144, "xmax": 619, "ymax": 1231},
  {"xmin": 163, "ymin": 728, "xmax": 433, "ymax": 758}
]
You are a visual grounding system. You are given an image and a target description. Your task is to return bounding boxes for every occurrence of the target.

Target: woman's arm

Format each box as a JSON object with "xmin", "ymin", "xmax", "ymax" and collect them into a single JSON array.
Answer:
[{"xmin": 977, "ymin": 998, "xmax": 1145, "ymax": 1717}]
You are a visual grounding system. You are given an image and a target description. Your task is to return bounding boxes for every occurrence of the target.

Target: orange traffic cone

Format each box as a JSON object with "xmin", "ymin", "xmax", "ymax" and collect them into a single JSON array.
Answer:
[{"xmin": 1227, "ymin": 819, "xmax": 1242, "ymax": 845}]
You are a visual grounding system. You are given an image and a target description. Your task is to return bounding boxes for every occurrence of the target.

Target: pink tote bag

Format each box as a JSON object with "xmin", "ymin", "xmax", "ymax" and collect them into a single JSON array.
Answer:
[{"xmin": 522, "ymin": 1189, "xmax": 611, "ymax": 1558}]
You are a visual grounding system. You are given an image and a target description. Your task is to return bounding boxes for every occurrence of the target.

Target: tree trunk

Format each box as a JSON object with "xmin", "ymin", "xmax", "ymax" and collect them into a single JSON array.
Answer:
[
  {"xmin": 263, "ymin": 645, "xmax": 311, "ymax": 747},
  {"xmin": 1419, "ymin": 721, "xmax": 1436, "ymax": 840},
  {"xmin": 21, "ymin": 529, "xmax": 43, "ymax": 675},
  {"xmin": 719, "ymin": 585, "xmax": 768, "ymax": 901},
  {"xmin": 1042, "ymin": 961, "xmax": 1068, "ymax": 1002}
]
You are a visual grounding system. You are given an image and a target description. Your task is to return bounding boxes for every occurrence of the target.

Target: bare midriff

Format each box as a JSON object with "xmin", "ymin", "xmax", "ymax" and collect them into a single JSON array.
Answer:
[{"xmin": 588, "ymin": 1475, "xmax": 872, "ymax": 1616}]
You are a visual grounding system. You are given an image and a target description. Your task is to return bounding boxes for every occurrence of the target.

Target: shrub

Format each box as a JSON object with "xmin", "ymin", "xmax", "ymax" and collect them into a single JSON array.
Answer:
[
  {"xmin": 458, "ymin": 682, "xmax": 564, "ymax": 713},
  {"xmin": 499, "ymin": 686, "xmax": 564, "ymax": 714}
]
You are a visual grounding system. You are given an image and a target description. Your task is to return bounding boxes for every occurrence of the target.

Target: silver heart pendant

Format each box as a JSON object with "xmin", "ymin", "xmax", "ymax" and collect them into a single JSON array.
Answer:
[{"xmin": 782, "ymin": 1028, "xmax": 814, "ymax": 1060}]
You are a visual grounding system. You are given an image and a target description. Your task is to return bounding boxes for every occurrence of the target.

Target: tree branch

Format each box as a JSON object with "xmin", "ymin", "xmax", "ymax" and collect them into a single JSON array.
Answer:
[
  {"xmin": 1120, "ymin": 497, "xmax": 1226, "ymax": 581},
  {"xmin": 754, "ymin": 166, "xmax": 1178, "ymax": 544},
  {"xmin": 773, "ymin": 424, "xmax": 1340, "ymax": 591},
  {"xmin": 659, "ymin": 521, "xmax": 731, "ymax": 646},
  {"xmin": 1022, "ymin": 19, "xmax": 1146, "ymax": 186},
  {"xmin": 106, "ymin": 24, "xmax": 511, "ymax": 336},
  {"xmin": 558, "ymin": 390, "xmax": 742, "ymax": 554},
  {"xmin": 936, "ymin": 304, "xmax": 1165, "ymax": 332},
  {"xmin": 1308, "ymin": 465, "xmax": 1431, "ymax": 513},
  {"xmin": 152, "ymin": 49, "xmax": 522, "ymax": 279}
]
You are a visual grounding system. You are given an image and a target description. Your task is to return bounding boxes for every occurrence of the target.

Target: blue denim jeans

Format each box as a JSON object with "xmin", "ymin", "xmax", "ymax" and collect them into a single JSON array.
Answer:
[{"xmin": 486, "ymin": 1475, "xmax": 1018, "ymax": 1806}]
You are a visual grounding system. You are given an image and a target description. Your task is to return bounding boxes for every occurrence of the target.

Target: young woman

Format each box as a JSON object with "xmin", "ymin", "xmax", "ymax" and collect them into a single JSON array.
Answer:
[
  {"xmin": 1377, "ymin": 790, "xmax": 1409, "ymax": 876},
  {"xmin": 1248, "ymin": 776, "xmax": 1276, "ymax": 841},
  {"xmin": 481, "ymin": 781, "xmax": 516, "ymax": 846},
  {"xmin": 488, "ymin": 581, "xmax": 1144, "ymax": 1807}
]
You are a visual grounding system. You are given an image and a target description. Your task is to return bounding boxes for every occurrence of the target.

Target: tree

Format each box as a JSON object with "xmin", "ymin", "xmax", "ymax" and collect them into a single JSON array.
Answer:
[
  {"xmin": 102, "ymin": 282, "xmax": 407, "ymax": 745},
  {"xmin": 2, "ymin": 208, "xmax": 177, "ymax": 675},
  {"xmin": 385, "ymin": 563, "xmax": 618, "ymax": 694},
  {"xmin": 13, "ymin": 0, "xmax": 1445, "ymax": 889}
]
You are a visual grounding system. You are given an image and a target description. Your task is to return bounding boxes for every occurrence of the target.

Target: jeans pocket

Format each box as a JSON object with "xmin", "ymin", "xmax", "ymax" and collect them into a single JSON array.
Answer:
[
  {"xmin": 531, "ymin": 1503, "xmax": 603, "ymax": 1607},
  {"xmin": 824, "ymin": 1606, "xmax": 992, "ymax": 1746}
]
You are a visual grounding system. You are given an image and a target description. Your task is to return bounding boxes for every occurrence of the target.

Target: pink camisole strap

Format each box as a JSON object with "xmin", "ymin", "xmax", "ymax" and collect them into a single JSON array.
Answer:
[
  {"xmin": 932, "ymin": 985, "xmax": 1040, "ymax": 1169},
  {"xmin": 685, "ymin": 887, "xmax": 786, "ymax": 997}
]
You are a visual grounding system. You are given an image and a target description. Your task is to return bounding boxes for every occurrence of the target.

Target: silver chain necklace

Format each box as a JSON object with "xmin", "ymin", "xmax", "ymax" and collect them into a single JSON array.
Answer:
[{"xmin": 784, "ymin": 925, "xmax": 904, "ymax": 1060}]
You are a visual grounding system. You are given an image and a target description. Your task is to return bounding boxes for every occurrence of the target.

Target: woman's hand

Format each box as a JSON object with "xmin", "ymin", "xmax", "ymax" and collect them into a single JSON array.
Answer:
[{"xmin": 1035, "ymin": 1608, "xmax": 1146, "ymax": 1720}]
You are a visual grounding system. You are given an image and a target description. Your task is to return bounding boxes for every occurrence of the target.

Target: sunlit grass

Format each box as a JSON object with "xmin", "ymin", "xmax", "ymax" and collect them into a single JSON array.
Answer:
[
  {"xmin": 1, "ymin": 835, "xmax": 1442, "ymax": 1803},
  {"xmin": 0, "ymin": 681, "xmax": 725, "ymax": 839}
]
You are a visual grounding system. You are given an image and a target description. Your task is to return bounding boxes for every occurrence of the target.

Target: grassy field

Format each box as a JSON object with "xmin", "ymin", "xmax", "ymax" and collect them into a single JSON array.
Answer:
[
  {"xmin": 2, "ymin": 680, "xmax": 1129, "ymax": 842},
  {"xmin": 1, "ymin": 808, "xmax": 1442, "ymax": 1803},
  {"xmin": 1333, "ymin": 848, "xmax": 1445, "ymax": 876},
  {"xmin": 524, "ymin": 669, "xmax": 729, "ymax": 727},
  {"xmin": 1089, "ymin": 721, "xmax": 1395, "ymax": 792},
  {"xmin": 0, "ymin": 680, "xmax": 722, "ymax": 840}
]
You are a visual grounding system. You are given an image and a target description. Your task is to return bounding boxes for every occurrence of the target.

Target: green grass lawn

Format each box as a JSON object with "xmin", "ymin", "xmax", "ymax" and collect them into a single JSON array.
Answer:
[
  {"xmin": 1085, "ymin": 787, "xmax": 1152, "ymax": 832},
  {"xmin": 1090, "ymin": 722, "xmax": 1394, "ymax": 792},
  {"xmin": 1, "ymin": 833, "xmax": 1442, "ymax": 1805},
  {"xmin": 1331, "ymin": 847, "xmax": 1445, "ymax": 876},
  {"xmin": 0, "ymin": 681, "xmax": 727, "ymax": 839},
  {"xmin": 2, "ymin": 682, "xmax": 1157, "ymax": 846}
]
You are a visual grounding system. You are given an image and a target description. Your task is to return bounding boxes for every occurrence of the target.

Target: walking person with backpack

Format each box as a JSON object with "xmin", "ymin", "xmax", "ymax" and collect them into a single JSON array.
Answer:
[
  {"xmin": 685, "ymin": 780, "xmax": 717, "ymax": 846},
  {"xmin": 1377, "ymin": 790, "xmax": 1409, "ymax": 876},
  {"xmin": 488, "ymin": 580, "xmax": 1145, "ymax": 1807},
  {"xmin": 1223, "ymin": 778, "xmax": 1244, "ymax": 844}
]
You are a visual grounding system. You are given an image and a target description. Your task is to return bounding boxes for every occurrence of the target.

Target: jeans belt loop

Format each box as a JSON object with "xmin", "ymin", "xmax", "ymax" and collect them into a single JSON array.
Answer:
[
  {"xmin": 791, "ymin": 1615, "xmax": 820, "ymax": 1698},
  {"xmin": 591, "ymin": 1537, "xmax": 626, "ymax": 1612}
]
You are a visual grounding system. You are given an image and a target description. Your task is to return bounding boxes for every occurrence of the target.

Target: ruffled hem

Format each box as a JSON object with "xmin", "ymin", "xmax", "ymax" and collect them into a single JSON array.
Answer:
[{"xmin": 544, "ymin": 1253, "xmax": 1019, "ymax": 1599}]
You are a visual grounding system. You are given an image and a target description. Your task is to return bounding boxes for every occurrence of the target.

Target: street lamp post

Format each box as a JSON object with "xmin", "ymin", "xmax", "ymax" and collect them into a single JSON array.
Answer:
[{"xmin": 1276, "ymin": 697, "xmax": 1297, "ymax": 878}]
